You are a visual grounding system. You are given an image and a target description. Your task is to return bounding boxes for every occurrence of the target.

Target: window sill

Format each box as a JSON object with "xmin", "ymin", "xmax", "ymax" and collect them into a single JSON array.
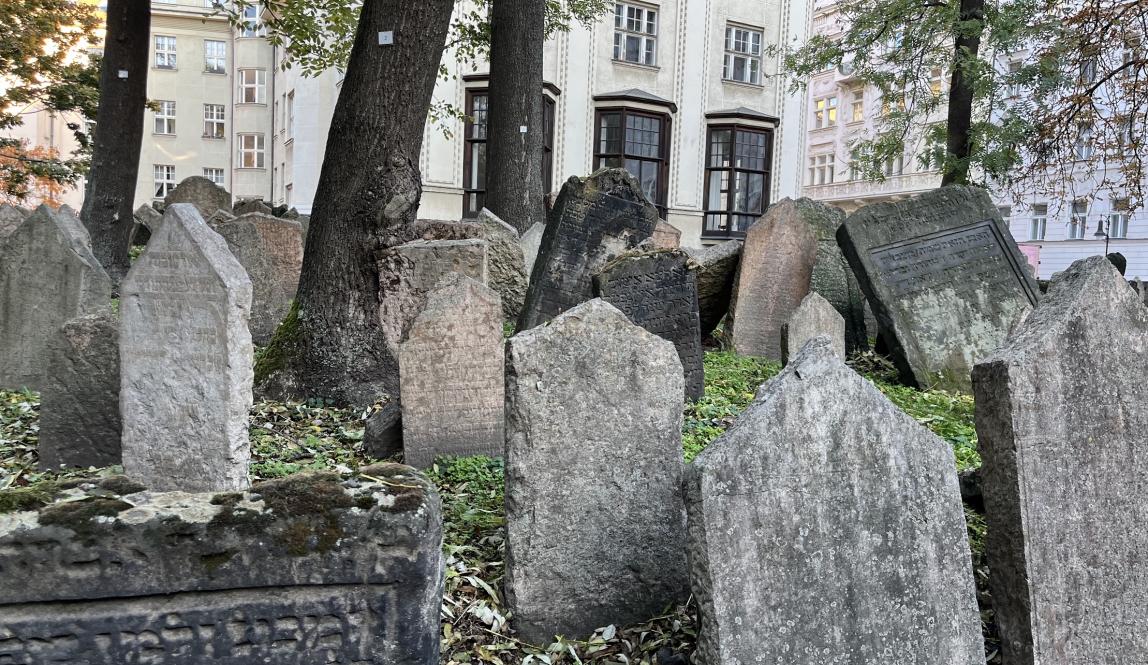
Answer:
[
  {"xmin": 845, "ymin": 119, "xmax": 864, "ymax": 127},
  {"xmin": 810, "ymin": 125, "xmax": 837, "ymax": 132},
  {"xmin": 152, "ymin": 67, "xmax": 178, "ymax": 72},
  {"xmin": 721, "ymin": 78, "xmax": 764, "ymax": 90},
  {"xmin": 203, "ymin": 70, "xmax": 227, "ymax": 75},
  {"xmin": 235, "ymin": 103, "xmax": 268, "ymax": 107},
  {"xmin": 611, "ymin": 59, "xmax": 660, "ymax": 72},
  {"xmin": 235, "ymin": 167, "xmax": 267, "ymax": 171},
  {"xmin": 152, "ymin": 132, "xmax": 176, "ymax": 137},
  {"xmin": 202, "ymin": 135, "xmax": 226, "ymax": 140}
]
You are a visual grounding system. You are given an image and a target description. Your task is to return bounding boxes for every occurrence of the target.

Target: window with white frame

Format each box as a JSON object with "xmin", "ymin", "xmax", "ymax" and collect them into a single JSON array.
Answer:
[
  {"xmin": 613, "ymin": 3, "xmax": 657, "ymax": 66},
  {"xmin": 238, "ymin": 69, "xmax": 266, "ymax": 104},
  {"xmin": 154, "ymin": 101, "xmax": 176, "ymax": 134},
  {"xmin": 154, "ymin": 35, "xmax": 177, "ymax": 69},
  {"xmin": 203, "ymin": 104, "xmax": 225, "ymax": 138},
  {"xmin": 850, "ymin": 87, "xmax": 864, "ymax": 122},
  {"xmin": 1029, "ymin": 204, "xmax": 1047, "ymax": 240},
  {"xmin": 238, "ymin": 133, "xmax": 265, "ymax": 168},
  {"xmin": 848, "ymin": 149, "xmax": 863, "ymax": 180},
  {"xmin": 808, "ymin": 154, "xmax": 835, "ymax": 185},
  {"xmin": 1069, "ymin": 200, "xmax": 1088, "ymax": 239},
  {"xmin": 1074, "ymin": 123, "xmax": 1094, "ymax": 159},
  {"xmin": 241, "ymin": 4, "xmax": 265, "ymax": 37},
  {"xmin": 813, "ymin": 97, "xmax": 837, "ymax": 129},
  {"xmin": 287, "ymin": 90, "xmax": 295, "ymax": 139},
  {"xmin": 1109, "ymin": 198, "xmax": 1130, "ymax": 238},
  {"xmin": 204, "ymin": 40, "xmax": 226, "ymax": 73},
  {"xmin": 882, "ymin": 154, "xmax": 904, "ymax": 177},
  {"xmin": 723, "ymin": 25, "xmax": 762, "ymax": 85},
  {"xmin": 153, "ymin": 164, "xmax": 176, "ymax": 198},
  {"xmin": 1006, "ymin": 59, "xmax": 1022, "ymax": 98},
  {"xmin": 203, "ymin": 167, "xmax": 225, "ymax": 186}
]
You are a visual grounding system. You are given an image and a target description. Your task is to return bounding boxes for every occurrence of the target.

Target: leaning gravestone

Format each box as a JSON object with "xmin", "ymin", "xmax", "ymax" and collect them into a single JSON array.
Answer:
[
  {"xmin": 685, "ymin": 240, "xmax": 742, "ymax": 338},
  {"xmin": 686, "ymin": 337, "xmax": 982, "ymax": 665},
  {"xmin": 780, "ymin": 292, "xmax": 844, "ymax": 366},
  {"xmin": 517, "ymin": 169, "xmax": 659, "ymax": 331},
  {"xmin": 802, "ymin": 199, "xmax": 868, "ymax": 354},
  {"xmin": 594, "ymin": 250, "xmax": 704, "ymax": 400},
  {"xmin": 0, "ymin": 203, "xmax": 27, "ymax": 239},
  {"xmin": 0, "ymin": 206, "xmax": 111, "ymax": 391},
  {"xmin": 38, "ymin": 313, "xmax": 122, "ymax": 470},
  {"xmin": 972, "ymin": 256, "xmax": 1148, "ymax": 665},
  {"xmin": 214, "ymin": 213, "xmax": 304, "ymax": 345},
  {"xmin": 233, "ymin": 198, "xmax": 273, "ymax": 216},
  {"xmin": 120, "ymin": 203, "xmax": 253, "ymax": 492},
  {"xmin": 399, "ymin": 274, "xmax": 504, "ymax": 468},
  {"xmin": 132, "ymin": 204, "xmax": 162, "ymax": 246},
  {"xmin": 728, "ymin": 198, "xmax": 819, "ymax": 360},
  {"xmin": 478, "ymin": 208, "xmax": 528, "ymax": 320},
  {"xmin": 505, "ymin": 299, "xmax": 688, "ymax": 644},
  {"xmin": 0, "ymin": 467, "xmax": 445, "ymax": 665},
  {"xmin": 520, "ymin": 222, "xmax": 545, "ymax": 278},
  {"xmin": 164, "ymin": 175, "xmax": 232, "ymax": 220},
  {"xmin": 838, "ymin": 185, "xmax": 1039, "ymax": 392}
]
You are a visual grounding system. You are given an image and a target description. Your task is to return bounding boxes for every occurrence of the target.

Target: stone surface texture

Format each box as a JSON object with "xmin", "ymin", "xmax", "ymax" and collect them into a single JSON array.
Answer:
[
  {"xmin": 728, "ymin": 199, "xmax": 819, "ymax": 360},
  {"xmin": 0, "ymin": 205, "xmax": 111, "ymax": 391},
  {"xmin": 505, "ymin": 299, "xmax": 689, "ymax": 644},
  {"xmin": 478, "ymin": 208, "xmax": 528, "ymax": 320},
  {"xmin": 214, "ymin": 213, "xmax": 304, "ymax": 345},
  {"xmin": 400, "ymin": 274, "xmax": 504, "ymax": 468},
  {"xmin": 802, "ymin": 199, "xmax": 869, "ymax": 354},
  {"xmin": 0, "ymin": 204, "xmax": 28, "ymax": 239},
  {"xmin": 652, "ymin": 220, "xmax": 682, "ymax": 249},
  {"xmin": 780, "ymin": 292, "xmax": 845, "ymax": 366},
  {"xmin": 686, "ymin": 338, "xmax": 983, "ymax": 665},
  {"xmin": 517, "ymin": 169, "xmax": 659, "ymax": 331},
  {"xmin": 0, "ymin": 467, "xmax": 444, "ymax": 665},
  {"xmin": 364, "ymin": 400, "xmax": 403, "ymax": 459},
  {"xmin": 519, "ymin": 222, "xmax": 545, "ymax": 278},
  {"xmin": 163, "ymin": 175, "xmax": 232, "ymax": 219},
  {"xmin": 838, "ymin": 185, "xmax": 1040, "ymax": 392},
  {"xmin": 233, "ymin": 198, "xmax": 273, "ymax": 216},
  {"xmin": 120, "ymin": 203, "xmax": 254, "ymax": 492},
  {"xmin": 972, "ymin": 256, "xmax": 1148, "ymax": 665},
  {"xmin": 685, "ymin": 240, "xmax": 742, "ymax": 338},
  {"xmin": 38, "ymin": 313, "xmax": 122, "ymax": 470}
]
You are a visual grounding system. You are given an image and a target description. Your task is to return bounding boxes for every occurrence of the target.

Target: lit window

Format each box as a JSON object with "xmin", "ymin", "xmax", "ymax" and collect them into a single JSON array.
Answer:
[
  {"xmin": 850, "ymin": 87, "xmax": 864, "ymax": 122},
  {"xmin": 203, "ymin": 168, "xmax": 225, "ymax": 186},
  {"xmin": 1069, "ymin": 200, "xmax": 1088, "ymax": 239},
  {"xmin": 594, "ymin": 108, "xmax": 669, "ymax": 213},
  {"xmin": 154, "ymin": 101, "xmax": 176, "ymax": 135},
  {"xmin": 613, "ymin": 3, "xmax": 657, "ymax": 66},
  {"xmin": 813, "ymin": 97, "xmax": 838, "ymax": 129},
  {"xmin": 929, "ymin": 68, "xmax": 943, "ymax": 97},
  {"xmin": 203, "ymin": 104, "xmax": 225, "ymax": 138},
  {"xmin": 1029, "ymin": 204, "xmax": 1047, "ymax": 240},
  {"xmin": 238, "ymin": 69, "xmax": 266, "ymax": 104},
  {"xmin": 204, "ymin": 40, "xmax": 226, "ymax": 73},
  {"xmin": 703, "ymin": 126, "xmax": 772, "ymax": 238},
  {"xmin": 808, "ymin": 153, "xmax": 835, "ymax": 185},
  {"xmin": 153, "ymin": 164, "xmax": 176, "ymax": 199},
  {"xmin": 723, "ymin": 25, "xmax": 762, "ymax": 85},
  {"xmin": 154, "ymin": 35, "xmax": 177, "ymax": 69},
  {"xmin": 238, "ymin": 133, "xmax": 265, "ymax": 168}
]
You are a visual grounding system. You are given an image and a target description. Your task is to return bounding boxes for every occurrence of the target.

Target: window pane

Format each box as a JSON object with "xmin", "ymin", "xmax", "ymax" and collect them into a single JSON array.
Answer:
[
  {"xmin": 625, "ymin": 34, "xmax": 641, "ymax": 62},
  {"xmin": 708, "ymin": 130, "xmax": 731, "ymax": 167},
  {"xmin": 599, "ymin": 113, "xmax": 622, "ymax": 153},
  {"xmin": 707, "ymin": 171, "xmax": 728, "ymax": 210},
  {"xmin": 624, "ymin": 114, "xmax": 661, "ymax": 158}
]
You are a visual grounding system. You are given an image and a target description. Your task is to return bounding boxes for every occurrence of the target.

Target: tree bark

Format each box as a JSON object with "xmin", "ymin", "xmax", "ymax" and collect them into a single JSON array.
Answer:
[
  {"xmin": 484, "ymin": 0, "xmax": 546, "ymax": 234},
  {"xmin": 255, "ymin": 0, "xmax": 455, "ymax": 406},
  {"xmin": 941, "ymin": 0, "xmax": 984, "ymax": 186},
  {"xmin": 80, "ymin": 0, "xmax": 149, "ymax": 286}
]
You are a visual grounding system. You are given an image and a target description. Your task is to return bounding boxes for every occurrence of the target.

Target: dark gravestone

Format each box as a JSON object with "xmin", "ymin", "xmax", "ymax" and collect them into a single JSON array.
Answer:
[
  {"xmin": 363, "ymin": 400, "xmax": 402, "ymax": 459},
  {"xmin": 517, "ymin": 169, "xmax": 659, "ymax": 331},
  {"xmin": 973, "ymin": 256, "xmax": 1148, "ymax": 664},
  {"xmin": 801, "ymin": 199, "xmax": 868, "ymax": 355},
  {"xmin": 0, "ymin": 468, "xmax": 444, "ymax": 665},
  {"xmin": 838, "ymin": 185, "xmax": 1039, "ymax": 392},
  {"xmin": 685, "ymin": 240, "xmax": 742, "ymax": 339},
  {"xmin": 594, "ymin": 250, "xmax": 704, "ymax": 400},
  {"xmin": 1106, "ymin": 251, "xmax": 1127, "ymax": 275}
]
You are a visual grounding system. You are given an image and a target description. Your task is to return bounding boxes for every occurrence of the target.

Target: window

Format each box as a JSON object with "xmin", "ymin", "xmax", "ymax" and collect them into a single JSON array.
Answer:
[
  {"xmin": 1109, "ymin": 199, "xmax": 1130, "ymax": 238},
  {"xmin": 1029, "ymin": 204, "xmax": 1047, "ymax": 240},
  {"xmin": 203, "ymin": 168, "xmax": 225, "ymax": 186},
  {"xmin": 808, "ymin": 153, "xmax": 835, "ymax": 185},
  {"xmin": 286, "ymin": 91, "xmax": 295, "ymax": 139},
  {"xmin": 154, "ymin": 101, "xmax": 176, "ymax": 135},
  {"xmin": 703, "ymin": 126, "xmax": 772, "ymax": 238},
  {"xmin": 723, "ymin": 25, "xmax": 762, "ymax": 85},
  {"xmin": 153, "ymin": 164, "xmax": 176, "ymax": 199},
  {"xmin": 204, "ymin": 40, "xmax": 226, "ymax": 73},
  {"xmin": 1079, "ymin": 56, "xmax": 1097, "ymax": 84},
  {"xmin": 238, "ymin": 133, "xmax": 265, "ymax": 168},
  {"xmin": 462, "ymin": 91, "xmax": 489, "ymax": 217},
  {"xmin": 613, "ymin": 3, "xmax": 657, "ymax": 66},
  {"xmin": 1069, "ymin": 200, "xmax": 1088, "ymax": 239},
  {"xmin": 238, "ymin": 69, "xmax": 266, "ymax": 104},
  {"xmin": 883, "ymin": 154, "xmax": 904, "ymax": 177},
  {"xmin": 240, "ymin": 4, "xmax": 264, "ymax": 37},
  {"xmin": 594, "ymin": 108, "xmax": 669, "ymax": 213},
  {"xmin": 929, "ymin": 68, "xmax": 944, "ymax": 96},
  {"xmin": 542, "ymin": 96, "xmax": 555, "ymax": 194},
  {"xmin": 850, "ymin": 87, "xmax": 864, "ymax": 122},
  {"xmin": 1074, "ymin": 123, "xmax": 1094, "ymax": 159},
  {"xmin": 848, "ymin": 149, "xmax": 863, "ymax": 180},
  {"xmin": 813, "ymin": 97, "xmax": 837, "ymax": 129},
  {"xmin": 1006, "ymin": 60, "xmax": 1022, "ymax": 98},
  {"xmin": 203, "ymin": 104, "xmax": 225, "ymax": 138},
  {"xmin": 154, "ymin": 35, "xmax": 177, "ymax": 69}
]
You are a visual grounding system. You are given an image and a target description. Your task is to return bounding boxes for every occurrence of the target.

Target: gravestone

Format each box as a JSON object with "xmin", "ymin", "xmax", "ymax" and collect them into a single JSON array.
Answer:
[
  {"xmin": 120, "ymin": 203, "xmax": 253, "ymax": 492},
  {"xmin": 164, "ymin": 175, "xmax": 232, "ymax": 219},
  {"xmin": 132, "ymin": 204, "xmax": 162, "ymax": 246},
  {"xmin": 505, "ymin": 299, "xmax": 688, "ymax": 644},
  {"xmin": 686, "ymin": 338, "xmax": 982, "ymax": 665},
  {"xmin": 0, "ymin": 206, "xmax": 111, "ymax": 391},
  {"xmin": 972, "ymin": 256, "xmax": 1148, "ymax": 665},
  {"xmin": 652, "ymin": 220, "xmax": 681, "ymax": 249},
  {"xmin": 838, "ymin": 185, "xmax": 1039, "ymax": 392},
  {"xmin": 392, "ymin": 239, "xmax": 487, "ymax": 291},
  {"xmin": 517, "ymin": 169, "xmax": 659, "ymax": 331},
  {"xmin": 781, "ymin": 292, "xmax": 845, "ymax": 366},
  {"xmin": 520, "ymin": 222, "xmax": 545, "ymax": 278},
  {"xmin": 478, "ymin": 208, "xmax": 528, "ymax": 320},
  {"xmin": 685, "ymin": 240, "xmax": 741, "ymax": 338},
  {"xmin": 802, "ymin": 199, "xmax": 868, "ymax": 354},
  {"xmin": 594, "ymin": 250, "xmax": 704, "ymax": 400},
  {"xmin": 364, "ymin": 400, "xmax": 403, "ymax": 459},
  {"xmin": 0, "ymin": 203, "xmax": 27, "ymax": 239},
  {"xmin": 399, "ymin": 274, "xmax": 504, "ymax": 468},
  {"xmin": 728, "ymin": 199, "xmax": 818, "ymax": 360},
  {"xmin": 38, "ymin": 313, "xmax": 122, "ymax": 470},
  {"xmin": 214, "ymin": 213, "xmax": 304, "ymax": 345},
  {"xmin": 0, "ymin": 467, "xmax": 444, "ymax": 665},
  {"xmin": 233, "ymin": 198, "xmax": 273, "ymax": 216}
]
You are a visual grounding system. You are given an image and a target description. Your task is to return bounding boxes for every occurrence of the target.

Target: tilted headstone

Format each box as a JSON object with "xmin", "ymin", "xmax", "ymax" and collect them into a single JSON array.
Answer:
[
  {"xmin": 214, "ymin": 213, "xmax": 304, "ymax": 345},
  {"xmin": 594, "ymin": 250, "xmax": 704, "ymax": 400},
  {"xmin": 131, "ymin": 204, "xmax": 162, "ymax": 246},
  {"xmin": 505, "ymin": 299, "xmax": 688, "ymax": 643},
  {"xmin": 0, "ymin": 467, "xmax": 444, "ymax": 665},
  {"xmin": 972, "ymin": 256, "xmax": 1148, "ymax": 664},
  {"xmin": 400, "ymin": 274, "xmax": 504, "ymax": 468},
  {"xmin": 802, "ymin": 199, "xmax": 868, "ymax": 355},
  {"xmin": 517, "ymin": 169, "xmax": 659, "ymax": 331},
  {"xmin": 652, "ymin": 220, "xmax": 682, "ymax": 249},
  {"xmin": 685, "ymin": 338, "xmax": 982, "ymax": 665},
  {"xmin": 728, "ymin": 198, "xmax": 818, "ymax": 360},
  {"xmin": 478, "ymin": 208, "xmax": 528, "ymax": 321},
  {"xmin": 685, "ymin": 240, "xmax": 742, "ymax": 338},
  {"xmin": 781, "ymin": 292, "xmax": 845, "ymax": 366},
  {"xmin": 0, "ymin": 203, "xmax": 28, "ymax": 239},
  {"xmin": 205, "ymin": 209, "xmax": 236, "ymax": 227},
  {"xmin": 163, "ymin": 175, "xmax": 232, "ymax": 220},
  {"xmin": 0, "ymin": 205, "xmax": 111, "ymax": 391},
  {"xmin": 38, "ymin": 313, "xmax": 121, "ymax": 470},
  {"xmin": 233, "ymin": 198, "xmax": 273, "ymax": 216},
  {"xmin": 364, "ymin": 400, "xmax": 403, "ymax": 459},
  {"xmin": 520, "ymin": 222, "xmax": 545, "ymax": 278},
  {"xmin": 120, "ymin": 203, "xmax": 253, "ymax": 492},
  {"xmin": 838, "ymin": 185, "xmax": 1039, "ymax": 392},
  {"xmin": 392, "ymin": 238, "xmax": 487, "ymax": 291}
]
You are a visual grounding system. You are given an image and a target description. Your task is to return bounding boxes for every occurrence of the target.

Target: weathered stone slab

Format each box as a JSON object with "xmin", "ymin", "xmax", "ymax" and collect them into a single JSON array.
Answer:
[
  {"xmin": 594, "ymin": 250, "xmax": 704, "ymax": 400},
  {"xmin": 517, "ymin": 169, "xmax": 659, "ymax": 331},
  {"xmin": 214, "ymin": 213, "xmax": 304, "ymax": 345},
  {"xmin": 233, "ymin": 198, "xmax": 273, "ymax": 216},
  {"xmin": 505, "ymin": 299, "xmax": 688, "ymax": 644},
  {"xmin": 478, "ymin": 208, "xmax": 527, "ymax": 320},
  {"xmin": 684, "ymin": 240, "xmax": 741, "ymax": 338},
  {"xmin": 728, "ymin": 199, "xmax": 818, "ymax": 360},
  {"xmin": 392, "ymin": 239, "xmax": 487, "ymax": 291},
  {"xmin": 972, "ymin": 256, "xmax": 1148, "ymax": 665},
  {"xmin": 780, "ymin": 292, "xmax": 844, "ymax": 366},
  {"xmin": 163, "ymin": 175, "xmax": 232, "ymax": 219},
  {"xmin": 400, "ymin": 274, "xmax": 504, "ymax": 468},
  {"xmin": 0, "ymin": 205, "xmax": 111, "ymax": 391},
  {"xmin": 800, "ymin": 199, "xmax": 868, "ymax": 355},
  {"xmin": 0, "ymin": 203, "xmax": 27, "ymax": 239},
  {"xmin": 364, "ymin": 400, "xmax": 403, "ymax": 460},
  {"xmin": 652, "ymin": 220, "xmax": 681, "ymax": 249},
  {"xmin": 0, "ymin": 467, "xmax": 444, "ymax": 665},
  {"xmin": 38, "ymin": 313, "xmax": 121, "ymax": 470},
  {"xmin": 686, "ymin": 338, "xmax": 982, "ymax": 665},
  {"xmin": 120, "ymin": 203, "xmax": 253, "ymax": 492},
  {"xmin": 838, "ymin": 185, "xmax": 1039, "ymax": 392},
  {"xmin": 520, "ymin": 222, "xmax": 545, "ymax": 278},
  {"xmin": 132, "ymin": 204, "xmax": 162, "ymax": 246}
]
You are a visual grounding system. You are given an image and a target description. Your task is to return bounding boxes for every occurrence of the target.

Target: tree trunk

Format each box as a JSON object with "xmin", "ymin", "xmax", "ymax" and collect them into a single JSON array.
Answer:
[
  {"xmin": 255, "ymin": 0, "xmax": 455, "ymax": 406},
  {"xmin": 80, "ymin": 0, "xmax": 149, "ymax": 287},
  {"xmin": 484, "ymin": 0, "xmax": 546, "ymax": 234},
  {"xmin": 941, "ymin": 0, "xmax": 985, "ymax": 186}
]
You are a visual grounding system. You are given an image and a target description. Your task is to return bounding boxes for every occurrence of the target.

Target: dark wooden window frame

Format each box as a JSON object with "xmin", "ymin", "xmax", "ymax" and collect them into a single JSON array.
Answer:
[
  {"xmin": 592, "ymin": 106, "xmax": 671, "ymax": 216},
  {"xmin": 702, "ymin": 123, "xmax": 774, "ymax": 240}
]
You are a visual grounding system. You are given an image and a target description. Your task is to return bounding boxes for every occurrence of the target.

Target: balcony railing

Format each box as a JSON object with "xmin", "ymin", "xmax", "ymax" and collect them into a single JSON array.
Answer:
[{"xmin": 803, "ymin": 171, "xmax": 942, "ymax": 203}]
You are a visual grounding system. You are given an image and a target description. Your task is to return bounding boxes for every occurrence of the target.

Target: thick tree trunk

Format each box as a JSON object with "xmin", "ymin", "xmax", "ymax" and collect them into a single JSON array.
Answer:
[
  {"xmin": 80, "ymin": 0, "xmax": 149, "ymax": 287},
  {"xmin": 255, "ymin": 0, "xmax": 455, "ymax": 406},
  {"xmin": 484, "ymin": 0, "xmax": 546, "ymax": 234},
  {"xmin": 941, "ymin": 0, "xmax": 984, "ymax": 186}
]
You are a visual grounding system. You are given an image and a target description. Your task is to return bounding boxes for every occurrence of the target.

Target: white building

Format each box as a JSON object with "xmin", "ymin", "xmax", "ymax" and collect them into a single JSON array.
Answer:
[{"xmin": 272, "ymin": 1, "xmax": 810, "ymax": 246}]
